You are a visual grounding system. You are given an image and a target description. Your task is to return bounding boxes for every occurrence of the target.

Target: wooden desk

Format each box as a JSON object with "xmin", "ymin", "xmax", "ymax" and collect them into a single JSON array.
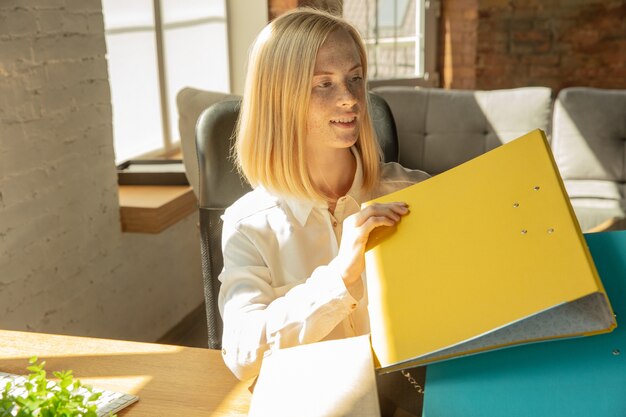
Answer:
[{"xmin": 0, "ymin": 330, "xmax": 251, "ymax": 416}]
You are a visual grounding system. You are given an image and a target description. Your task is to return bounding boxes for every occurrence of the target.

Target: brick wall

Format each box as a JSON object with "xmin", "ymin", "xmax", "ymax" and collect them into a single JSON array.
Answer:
[
  {"xmin": 441, "ymin": 0, "xmax": 626, "ymax": 91},
  {"xmin": 268, "ymin": 0, "xmax": 298, "ymax": 20},
  {"xmin": 440, "ymin": 0, "xmax": 479, "ymax": 89},
  {"xmin": 477, "ymin": 0, "xmax": 626, "ymax": 91},
  {"xmin": 0, "ymin": 0, "xmax": 203, "ymax": 341},
  {"xmin": 268, "ymin": 0, "xmax": 342, "ymax": 20},
  {"xmin": 267, "ymin": 0, "xmax": 626, "ymax": 91}
]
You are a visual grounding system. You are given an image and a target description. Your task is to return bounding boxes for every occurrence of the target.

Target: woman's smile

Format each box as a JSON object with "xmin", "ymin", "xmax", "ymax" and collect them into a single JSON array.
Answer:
[{"xmin": 330, "ymin": 114, "xmax": 358, "ymax": 128}]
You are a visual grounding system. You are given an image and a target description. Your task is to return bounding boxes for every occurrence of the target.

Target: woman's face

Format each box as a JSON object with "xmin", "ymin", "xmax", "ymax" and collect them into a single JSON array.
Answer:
[{"xmin": 306, "ymin": 28, "xmax": 365, "ymax": 156}]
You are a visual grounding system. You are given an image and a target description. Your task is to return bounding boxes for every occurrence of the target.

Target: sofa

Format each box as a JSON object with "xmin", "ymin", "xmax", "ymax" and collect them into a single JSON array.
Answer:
[{"xmin": 176, "ymin": 86, "xmax": 626, "ymax": 233}]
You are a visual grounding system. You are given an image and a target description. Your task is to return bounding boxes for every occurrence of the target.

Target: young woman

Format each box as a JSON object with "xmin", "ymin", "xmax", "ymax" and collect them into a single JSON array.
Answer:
[{"xmin": 218, "ymin": 8, "xmax": 429, "ymax": 382}]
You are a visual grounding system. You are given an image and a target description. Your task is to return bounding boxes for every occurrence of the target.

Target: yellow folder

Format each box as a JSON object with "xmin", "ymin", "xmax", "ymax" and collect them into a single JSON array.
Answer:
[{"xmin": 364, "ymin": 129, "xmax": 616, "ymax": 373}]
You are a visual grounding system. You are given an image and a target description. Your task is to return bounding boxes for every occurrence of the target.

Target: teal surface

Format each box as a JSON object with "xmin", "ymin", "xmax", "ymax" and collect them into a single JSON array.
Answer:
[{"xmin": 423, "ymin": 231, "xmax": 626, "ymax": 417}]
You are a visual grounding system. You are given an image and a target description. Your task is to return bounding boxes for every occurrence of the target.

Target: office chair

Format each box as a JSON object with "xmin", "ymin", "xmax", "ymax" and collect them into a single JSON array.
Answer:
[{"xmin": 196, "ymin": 92, "xmax": 400, "ymax": 349}]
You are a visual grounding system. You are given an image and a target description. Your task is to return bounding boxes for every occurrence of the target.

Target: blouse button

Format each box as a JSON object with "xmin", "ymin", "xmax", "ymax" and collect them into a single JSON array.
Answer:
[
  {"xmin": 351, "ymin": 303, "xmax": 357, "ymax": 309},
  {"xmin": 332, "ymin": 221, "xmax": 338, "ymax": 227},
  {"xmin": 222, "ymin": 348, "xmax": 227, "ymax": 356}
]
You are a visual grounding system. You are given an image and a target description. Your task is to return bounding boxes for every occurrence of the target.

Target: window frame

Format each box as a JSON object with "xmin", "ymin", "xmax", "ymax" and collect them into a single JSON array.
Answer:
[
  {"xmin": 345, "ymin": 0, "xmax": 441, "ymax": 89},
  {"xmin": 103, "ymin": 0, "xmax": 229, "ymax": 163}
]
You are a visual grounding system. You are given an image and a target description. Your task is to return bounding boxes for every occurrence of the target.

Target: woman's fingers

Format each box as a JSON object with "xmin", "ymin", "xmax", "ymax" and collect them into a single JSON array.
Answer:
[
  {"xmin": 361, "ymin": 215, "xmax": 396, "ymax": 230},
  {"xmin": 353, "ymin": 202, "xmax": 409, "ymax": 228},
  {"xmin": 336, "ymin": 202, "xmax": 411, "ymax": 287}
]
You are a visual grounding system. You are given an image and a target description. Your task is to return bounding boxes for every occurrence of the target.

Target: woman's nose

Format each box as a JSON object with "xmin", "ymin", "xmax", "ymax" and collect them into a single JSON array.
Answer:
[{"xmin": 337, "ymin": 84, "xmax": 358, "ymax": 107}]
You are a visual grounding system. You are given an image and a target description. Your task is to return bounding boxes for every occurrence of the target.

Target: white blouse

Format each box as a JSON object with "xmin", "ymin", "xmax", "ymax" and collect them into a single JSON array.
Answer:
[{"xmin": 218, "ymin": 148, "xmax": 430, "ymax": 380}]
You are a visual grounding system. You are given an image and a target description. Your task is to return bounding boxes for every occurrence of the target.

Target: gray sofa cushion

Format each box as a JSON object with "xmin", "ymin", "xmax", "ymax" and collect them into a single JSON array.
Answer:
[
  {"xmin": 372, "ymin": 86, "xmax": 553, "ymax": 175},
  {"xmin": 552, "ymin": 87, "xmax": 626, "ymax": 231}
]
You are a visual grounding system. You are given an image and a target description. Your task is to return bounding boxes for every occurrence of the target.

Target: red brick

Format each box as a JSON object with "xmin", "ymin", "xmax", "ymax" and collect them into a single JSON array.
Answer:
[
  {"xmin": 477, "ymin": 53, "xmax": 516, "ymax": 67},
  {"xmin": 480, "ymin": 0, "xmax": 512, "ymax": 10},
  {"xmin": 512, "ymin": 29, "xmax": 551, "ymax": 43},
  {"xmin": 533, "ymin": 41, "xmax": 553, "ymax": 54},
  {"xmin": 521, "ymin": 54, "xmax": 560, "ymax": 66},
  {"xmin": 464, "ymin": 9, "xmax": 479, "ymax": 19},
  {"xmin": 510, "ymin": 0, "xmax": 543, "ymax": 8},
  {"xmin": 529, "ymin": 65, "xmax": 561, "ymax": 78}
]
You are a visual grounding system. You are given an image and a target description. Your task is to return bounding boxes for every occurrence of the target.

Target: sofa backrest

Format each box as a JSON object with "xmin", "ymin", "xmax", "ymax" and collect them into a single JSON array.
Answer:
[
  {"xmin": 552, "ymin": 87, "xmax": 626, "ymax": 184},
  {"xmin": 176, "ymin": 87, "xmax": 239, "ymax": 196},
  {"xmin": 551, "ymin": 87, "xmax": 626, "ymax": 230},
  {"xmin": 372, "ymin": 86, "xmax": 553, "ymax": 175}
]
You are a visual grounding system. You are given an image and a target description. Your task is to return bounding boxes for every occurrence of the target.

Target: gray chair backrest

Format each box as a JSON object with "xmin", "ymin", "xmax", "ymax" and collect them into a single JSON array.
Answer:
[{"xmin": 195, "ymin": 92, "xmax": 399, "ymax": 349}]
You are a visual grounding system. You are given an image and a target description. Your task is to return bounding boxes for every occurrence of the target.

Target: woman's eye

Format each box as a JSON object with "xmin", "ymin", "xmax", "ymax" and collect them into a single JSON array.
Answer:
[
  {"xmin": 351, "ymin": 75, "xmax": 363, "ymax": 82},
  {"xmin": 317, "ymin": 81, "xmax": 332, "ymax": 88}
]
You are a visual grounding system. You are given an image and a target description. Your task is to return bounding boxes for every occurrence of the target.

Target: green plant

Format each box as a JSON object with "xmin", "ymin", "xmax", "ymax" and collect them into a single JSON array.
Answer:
[{"xmin": 0, "ymin": 357, "xmax": 115, "ymax": 417}]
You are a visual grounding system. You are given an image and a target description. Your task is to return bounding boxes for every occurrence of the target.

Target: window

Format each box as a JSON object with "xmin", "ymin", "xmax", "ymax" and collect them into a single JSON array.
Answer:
[
  {"xmin": 343, "ymin": 0, "xmax": 440, "ymax": 87},
  {"xmin": 102, "ymin": 0, "xmax": 230, "ymax": 163}
]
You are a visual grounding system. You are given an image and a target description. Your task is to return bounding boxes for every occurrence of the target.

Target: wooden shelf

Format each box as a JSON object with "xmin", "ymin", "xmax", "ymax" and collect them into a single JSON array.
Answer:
[{"xmin": 118, "ymin": 185, "xmax": 197, "ymax": 233}]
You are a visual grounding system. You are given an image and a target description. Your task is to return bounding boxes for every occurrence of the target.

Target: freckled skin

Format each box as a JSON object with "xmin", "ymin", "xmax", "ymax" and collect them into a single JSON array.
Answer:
[{"xmin": 306, "ymin": 28, "xmax": 365, "ymax": 161}]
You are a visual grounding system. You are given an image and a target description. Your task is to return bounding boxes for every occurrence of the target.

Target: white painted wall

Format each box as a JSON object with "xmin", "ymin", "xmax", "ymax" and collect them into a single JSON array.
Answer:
[
  {"xmin": 0, "ymin": 0, "xmax": 204, "ymax": 342},
  {"xmin": 225, "ymin": 0, "xmax": 268, "ymax": 94}
]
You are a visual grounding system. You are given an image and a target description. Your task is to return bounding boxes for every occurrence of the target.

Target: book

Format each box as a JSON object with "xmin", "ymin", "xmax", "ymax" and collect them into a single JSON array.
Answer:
[
  {"xmin": 422, "ymin": 230, "xmax": 626, "ymax": 417},
  {"xmin": 363, "ymin": 129, "xmax": 616, "ymax": 373}
]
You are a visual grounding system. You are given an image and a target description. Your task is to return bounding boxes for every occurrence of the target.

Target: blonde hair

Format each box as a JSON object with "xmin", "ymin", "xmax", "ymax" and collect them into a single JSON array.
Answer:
[{"xmin": 234, "ymin": 8, "xmax": 381, "ymax": 201}]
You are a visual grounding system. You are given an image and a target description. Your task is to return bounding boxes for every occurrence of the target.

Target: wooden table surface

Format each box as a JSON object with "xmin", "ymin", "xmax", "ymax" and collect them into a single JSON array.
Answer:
[{"xmin": 0, "ymin": 330, "xmax": 252, "ymax": 417}]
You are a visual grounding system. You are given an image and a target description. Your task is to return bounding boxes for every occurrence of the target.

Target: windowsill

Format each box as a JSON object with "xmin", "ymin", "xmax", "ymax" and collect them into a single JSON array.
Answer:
[
  {"xmin": 118, "ymin": 185, "xmax": 197, "ymax": 233},
  {"xmin": 368, "ymin": 75, "xmax": 440, "ymax": 89}
]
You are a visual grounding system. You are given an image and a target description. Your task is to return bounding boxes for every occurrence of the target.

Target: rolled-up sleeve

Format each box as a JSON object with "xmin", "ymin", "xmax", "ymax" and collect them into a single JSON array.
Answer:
[{"xmin": 218, "ymin": 220, "xmax": 358, "ymax": 381}]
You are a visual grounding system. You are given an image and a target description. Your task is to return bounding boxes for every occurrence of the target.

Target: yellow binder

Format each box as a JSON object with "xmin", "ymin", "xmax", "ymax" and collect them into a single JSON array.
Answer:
[{"xmin": 364, "ymin": 129, "xmax": 616, "ymax": 373}]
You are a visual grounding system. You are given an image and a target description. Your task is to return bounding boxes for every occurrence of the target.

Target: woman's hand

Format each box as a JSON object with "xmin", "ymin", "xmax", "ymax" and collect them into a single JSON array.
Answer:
[{"xmin": 334, "ymin": 202, "xmax": 409, "ymax": 287}]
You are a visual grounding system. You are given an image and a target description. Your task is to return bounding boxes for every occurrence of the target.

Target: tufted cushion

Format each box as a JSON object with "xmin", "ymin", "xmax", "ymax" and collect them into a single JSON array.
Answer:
[
  {"xmin": 372, "ymin": 86, "xmax": 553, "ymax": 175},
  {"xmin": 552, "ymin": 87, "xmax": 626, "ymax": 230}
]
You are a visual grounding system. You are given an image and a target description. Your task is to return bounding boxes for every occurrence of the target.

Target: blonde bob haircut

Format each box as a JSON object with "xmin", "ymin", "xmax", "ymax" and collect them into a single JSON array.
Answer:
[{"xmin": 234, "ymin": 7, "xmax": 381, "ymax": 202}]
